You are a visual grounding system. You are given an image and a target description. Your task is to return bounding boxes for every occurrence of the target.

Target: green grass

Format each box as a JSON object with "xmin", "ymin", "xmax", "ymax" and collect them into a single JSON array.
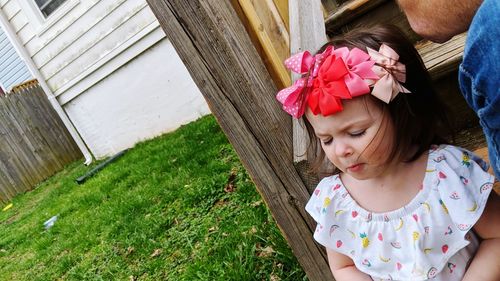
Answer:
[{"xmin": 0, "ymin": 115, "xmax": 306, "ymax": 280}]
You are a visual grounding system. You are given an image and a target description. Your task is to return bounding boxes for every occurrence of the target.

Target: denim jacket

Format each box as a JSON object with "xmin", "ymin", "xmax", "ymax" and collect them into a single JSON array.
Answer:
[{"xmin": 459, "ymin": 0, "xmax": 500, "ymax": 179}]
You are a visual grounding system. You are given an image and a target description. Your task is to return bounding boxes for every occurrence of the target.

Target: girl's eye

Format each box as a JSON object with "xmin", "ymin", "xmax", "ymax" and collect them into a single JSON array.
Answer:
[
  {"xmin": 321, "ymin": 138, "xmax": 333, "ymax": 145},
  {"xmin": 349, "ymin": 130, "xmax": 366, "ymax": 138}
]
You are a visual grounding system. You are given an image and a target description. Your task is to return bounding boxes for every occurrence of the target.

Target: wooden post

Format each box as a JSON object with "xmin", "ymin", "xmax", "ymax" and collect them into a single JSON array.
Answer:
[
  {"xmin": 289, "ymin": 0, "xmax": 327, "ymax": 164},
  {"xmin": 146, "ymin": 1, "xmax": 333, "ymax": 279}
]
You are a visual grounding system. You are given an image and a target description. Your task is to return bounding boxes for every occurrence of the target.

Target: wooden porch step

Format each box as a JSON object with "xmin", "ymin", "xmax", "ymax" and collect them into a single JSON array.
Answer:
[
  {"xmin": 324, "ymin": 0, "xmax": 387, "ymax": 32},
  {"xmin": 417, "ymin": 34, "xmax": 466, "ymax": 80}
]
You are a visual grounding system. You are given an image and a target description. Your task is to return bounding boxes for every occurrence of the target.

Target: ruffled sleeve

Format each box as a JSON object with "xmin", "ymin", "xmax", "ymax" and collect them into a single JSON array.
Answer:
[
  {"xmin": 305, "ymin": 175, "xmax": 351, "ymax": 253},
  {"xmin": 433, "ymin": 145, "xmax": 495, "ymax": 232}
]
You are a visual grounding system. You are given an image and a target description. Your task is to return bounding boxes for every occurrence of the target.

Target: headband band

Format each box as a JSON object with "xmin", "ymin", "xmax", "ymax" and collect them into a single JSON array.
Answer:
[{"xmin": 276, "ymin": 44, "xmax": 410, "ymax": 118}]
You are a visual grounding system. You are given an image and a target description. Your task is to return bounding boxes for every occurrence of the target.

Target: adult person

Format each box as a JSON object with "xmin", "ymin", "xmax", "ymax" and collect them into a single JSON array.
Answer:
[{"xmin": 396, "ymin": 0, "xmax": 500, "ymax": 180}]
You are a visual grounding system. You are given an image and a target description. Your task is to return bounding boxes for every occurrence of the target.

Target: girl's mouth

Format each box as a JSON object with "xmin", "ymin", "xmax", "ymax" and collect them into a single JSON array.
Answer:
[{"xmin": 347, "ymin": 163, "xmax": 364, "ymax": 172}]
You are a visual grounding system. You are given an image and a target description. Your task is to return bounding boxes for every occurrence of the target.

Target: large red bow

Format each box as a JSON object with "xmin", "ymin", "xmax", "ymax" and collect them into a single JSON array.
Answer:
[{"xmin": 307, "ymin": 55, "xmax": 351, "ymax": 116}]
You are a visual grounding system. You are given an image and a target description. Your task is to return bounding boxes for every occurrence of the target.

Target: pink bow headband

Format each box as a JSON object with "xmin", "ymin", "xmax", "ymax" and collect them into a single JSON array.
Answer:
[{"xmin": 276, "ymin": 44, "xmax": 410, "ymax": 118}]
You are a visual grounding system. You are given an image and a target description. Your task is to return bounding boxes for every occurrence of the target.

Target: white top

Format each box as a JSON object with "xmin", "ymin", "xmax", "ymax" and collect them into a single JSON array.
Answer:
[{"xmin": 305, "ymin": 145, "xmax": 495, "ymax": 280}]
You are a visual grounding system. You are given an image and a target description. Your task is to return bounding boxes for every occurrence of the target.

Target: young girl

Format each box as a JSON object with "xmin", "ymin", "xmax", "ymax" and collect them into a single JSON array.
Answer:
[{"xmin": 276, "ymin": 25, "xmax": 500, "ymax": 280}]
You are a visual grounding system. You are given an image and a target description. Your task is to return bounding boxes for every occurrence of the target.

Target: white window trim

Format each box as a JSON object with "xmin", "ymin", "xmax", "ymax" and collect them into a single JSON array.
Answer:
[{"xmin": 18, "ymin": 0, "xmax": 80, "ymax": 36}]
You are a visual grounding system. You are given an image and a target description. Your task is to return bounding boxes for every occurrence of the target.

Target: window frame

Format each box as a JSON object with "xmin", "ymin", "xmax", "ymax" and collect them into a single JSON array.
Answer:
[{"xmin": 18, "ymin": 0, "xmax": 80, "ymax": 36}]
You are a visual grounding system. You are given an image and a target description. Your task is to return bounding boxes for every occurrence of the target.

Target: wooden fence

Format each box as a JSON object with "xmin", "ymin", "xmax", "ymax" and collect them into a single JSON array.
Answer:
[{"xmin": 0, "ymin": 81, "xmax": 82, "ymax": 203}]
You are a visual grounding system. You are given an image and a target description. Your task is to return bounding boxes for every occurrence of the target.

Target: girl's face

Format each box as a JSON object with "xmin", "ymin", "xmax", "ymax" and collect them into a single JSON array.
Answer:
[{"xmin": 305, "ymin": 97, "xmax": 395, "ymax": 180}]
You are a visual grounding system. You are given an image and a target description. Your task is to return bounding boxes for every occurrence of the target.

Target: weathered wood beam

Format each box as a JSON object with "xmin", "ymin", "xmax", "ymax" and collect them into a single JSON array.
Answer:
[{"xmin": 146, "ymin": 1, "xmax": 333, "ymax": 279}]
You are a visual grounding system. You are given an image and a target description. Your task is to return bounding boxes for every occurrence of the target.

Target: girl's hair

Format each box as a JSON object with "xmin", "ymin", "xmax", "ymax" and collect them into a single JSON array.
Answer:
[{"xmin": 304, "ymin": 24, "xmax": 453, "ymax": 176}]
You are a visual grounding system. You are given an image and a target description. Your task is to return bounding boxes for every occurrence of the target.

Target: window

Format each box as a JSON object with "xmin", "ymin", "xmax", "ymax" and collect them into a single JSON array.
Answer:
[
  {"xmin": 19, "ymin": 0, "xmax": 78, "ymax": 35},
  {"xmin": 34, "ymin": 0, "xmax": 68, "ymax": 18}
]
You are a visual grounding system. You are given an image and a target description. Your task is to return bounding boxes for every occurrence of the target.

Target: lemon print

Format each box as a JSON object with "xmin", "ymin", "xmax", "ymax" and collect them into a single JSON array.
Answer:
[{"xmin": 323, "ymin": 197, "xmax": 331, "ymax": 208}]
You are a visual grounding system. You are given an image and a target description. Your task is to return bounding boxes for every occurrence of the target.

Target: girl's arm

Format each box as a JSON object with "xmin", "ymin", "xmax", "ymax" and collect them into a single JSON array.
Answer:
[
  {"xmin": 326, "ymin": 248, "xmax": 372, "ymax": 281},
  {"xmin": 462, "ymin": 192, "xmax": 500, "ymax": 281}
]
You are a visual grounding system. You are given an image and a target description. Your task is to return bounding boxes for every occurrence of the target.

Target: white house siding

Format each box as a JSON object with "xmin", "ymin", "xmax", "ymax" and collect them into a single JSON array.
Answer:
[
  {"xmin": 0, "ymin": 0, "xmax": 210, "ymax": 158},
  {"xmin": 64, "ymin": 37, "xmax": 209, "ymax": 157},
  {"xmin": 0, "ymin": 25, "xmax": 32, "ymax": 91}
]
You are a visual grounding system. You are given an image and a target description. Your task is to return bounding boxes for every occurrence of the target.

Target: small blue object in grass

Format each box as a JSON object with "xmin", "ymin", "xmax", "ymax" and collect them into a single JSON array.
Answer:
[{"xmin": 43, "ymin": 215, "xmax": 58, "ymax": 230}]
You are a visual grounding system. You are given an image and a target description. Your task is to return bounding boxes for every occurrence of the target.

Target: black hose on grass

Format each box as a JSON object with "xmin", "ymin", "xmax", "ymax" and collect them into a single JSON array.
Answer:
[{"xmin": 76, "ymin": 149, "xmax": 128, "ymax": 185}]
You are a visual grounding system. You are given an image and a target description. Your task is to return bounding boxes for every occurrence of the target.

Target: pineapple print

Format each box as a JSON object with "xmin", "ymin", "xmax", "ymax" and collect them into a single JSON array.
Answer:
[
  {"xmin": 462, "ymin": 152, "xmax": 471, "ymax": 167},
  {"xmin": 413, "ymin": 231, "xmax": 420, "ymax": 245},
  {"xmin": 360, "ymin": 232, "xmax": 370, "ymax": 248}
]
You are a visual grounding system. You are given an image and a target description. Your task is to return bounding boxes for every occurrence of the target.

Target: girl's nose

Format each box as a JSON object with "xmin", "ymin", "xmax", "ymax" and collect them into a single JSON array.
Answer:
[{"xmin": 335, "ymin": 140, "xmax": 353, "ymax": 158}]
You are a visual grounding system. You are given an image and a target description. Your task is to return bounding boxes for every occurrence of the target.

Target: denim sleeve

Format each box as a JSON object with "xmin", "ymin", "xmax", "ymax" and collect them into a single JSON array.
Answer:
[{"xmin": 458, "ymin": 0, "xmax": 500, "ymax": 179}]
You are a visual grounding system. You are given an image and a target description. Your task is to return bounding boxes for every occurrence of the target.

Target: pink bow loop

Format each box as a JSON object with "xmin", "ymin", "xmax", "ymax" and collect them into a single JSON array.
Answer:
[
  {"xmin": 332, "ymin": 47, "xmax": 379, "ymax": 97},
  {"xmin": 276, "ymin": 78, "xmax": 308, "ymax": 118},
  {"xmin": 367, "ymin": 44, "xmax": 411, "ymax": 103},
  {"xmin": 284, "ymin": 51, "xmax": 315, "ymax": 74}
]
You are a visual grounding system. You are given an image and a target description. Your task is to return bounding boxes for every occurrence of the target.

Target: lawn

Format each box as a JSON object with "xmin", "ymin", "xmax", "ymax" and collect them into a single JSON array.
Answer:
[{"xmin": 0, "ymin": 115, "xmax": 307, "ymax": 280}]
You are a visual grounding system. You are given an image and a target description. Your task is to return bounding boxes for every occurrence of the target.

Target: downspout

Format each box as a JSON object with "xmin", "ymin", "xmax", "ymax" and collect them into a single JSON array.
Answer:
[{"xmin": 0, "ymin": 10, "xmax": 93, "ymax": 165}]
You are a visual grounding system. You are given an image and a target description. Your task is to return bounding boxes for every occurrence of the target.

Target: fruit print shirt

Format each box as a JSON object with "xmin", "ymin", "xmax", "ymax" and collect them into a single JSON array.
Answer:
[{"xmin": 305, "ymin": 145, "xmax": 495, "ymax": 280}]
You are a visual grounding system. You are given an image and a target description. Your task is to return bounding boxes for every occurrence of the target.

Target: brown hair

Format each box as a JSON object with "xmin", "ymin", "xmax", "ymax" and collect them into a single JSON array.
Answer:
[{"xmin": 304, "ymin": 24, "xmax": 453, "ymax": 177}]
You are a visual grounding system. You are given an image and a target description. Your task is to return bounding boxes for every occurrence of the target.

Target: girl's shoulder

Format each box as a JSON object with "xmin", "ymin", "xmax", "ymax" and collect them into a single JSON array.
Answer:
[
  {"xmin": 428, "ymin": 144, "xmax": 491, "ymax": 172},
  {"xmin": 305, "ymin": 174, "xmax": 344, "ymax": 223},
  {"xmin": 425, "ymin": 144, "xmax": 495, "ymax": 230}
]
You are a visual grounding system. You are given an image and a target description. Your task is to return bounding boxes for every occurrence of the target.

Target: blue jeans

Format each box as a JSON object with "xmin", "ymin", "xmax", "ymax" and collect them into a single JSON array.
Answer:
[{"xmin": 459, "ymin": 0, "xmax": 500, "ymax": 180}]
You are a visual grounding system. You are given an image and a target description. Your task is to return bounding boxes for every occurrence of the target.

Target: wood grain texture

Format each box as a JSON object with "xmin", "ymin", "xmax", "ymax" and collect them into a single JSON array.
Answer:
[
  {"xmin": 325, "ymin": 0, "xmax": 387, "ymax": 32},
  {"xmin": 417, "ymin": 34, "xmax": 466, "ymax": 80},
  {"xmin": 236, "ymin": 0, "xmax": 291, "ymax": 88},
  {"xmin": 289, "ymin": 0, "xmax": 328, "ymax": 163},
  {"xmin": 146, "ymin": 0, "xmax": 333, "ymax": 279},
  {"xmin": 0, "ymin": 83, "xmax": 82, "ymax": 203}
]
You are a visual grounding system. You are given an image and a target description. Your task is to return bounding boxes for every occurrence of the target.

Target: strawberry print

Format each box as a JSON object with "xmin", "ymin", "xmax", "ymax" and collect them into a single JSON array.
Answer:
[
  {"xmin": 396, "ymin": 262, "xmax": 402, "ymax": 271},
  {"xmin": 412, "ymin": 214, "xmax": 419, "ymax": 222},
  {"xmin": 378, "ymin": 232, "xmax": 383, "ymax": 241},
  {"xmin": 314, "ymin": 189, "xmax": 320, "ymax": 196},
  {"xmin": 336, "ymin": 240, "xmax": 343, "ymax": 248},
  {"xmin": 333, "ymin": 184, "xmax": 341, "ymax": 191},
  {"xmin": 351, "ymin": 211, "xmax": 358, "ymax": 218},
  {"xmin": 441, "ymin": 244, "xmax": 448, "ymax": 253},
  {"xmin": 438, "ymin": 171, "xmax": 447, "ymax": 179}
]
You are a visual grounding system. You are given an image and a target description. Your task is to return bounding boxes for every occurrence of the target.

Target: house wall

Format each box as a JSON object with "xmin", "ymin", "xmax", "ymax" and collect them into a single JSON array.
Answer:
[
  {"xmin": 64, "ymin": 38, "xmax": 208, "ymax": 157},
  {"xmin": 0, "ymin": 25, "xmax": 32, "ymax": 91},
  {"xmin": 0, "ymin": 0, "xmax": 210, "ymax": 159}
]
